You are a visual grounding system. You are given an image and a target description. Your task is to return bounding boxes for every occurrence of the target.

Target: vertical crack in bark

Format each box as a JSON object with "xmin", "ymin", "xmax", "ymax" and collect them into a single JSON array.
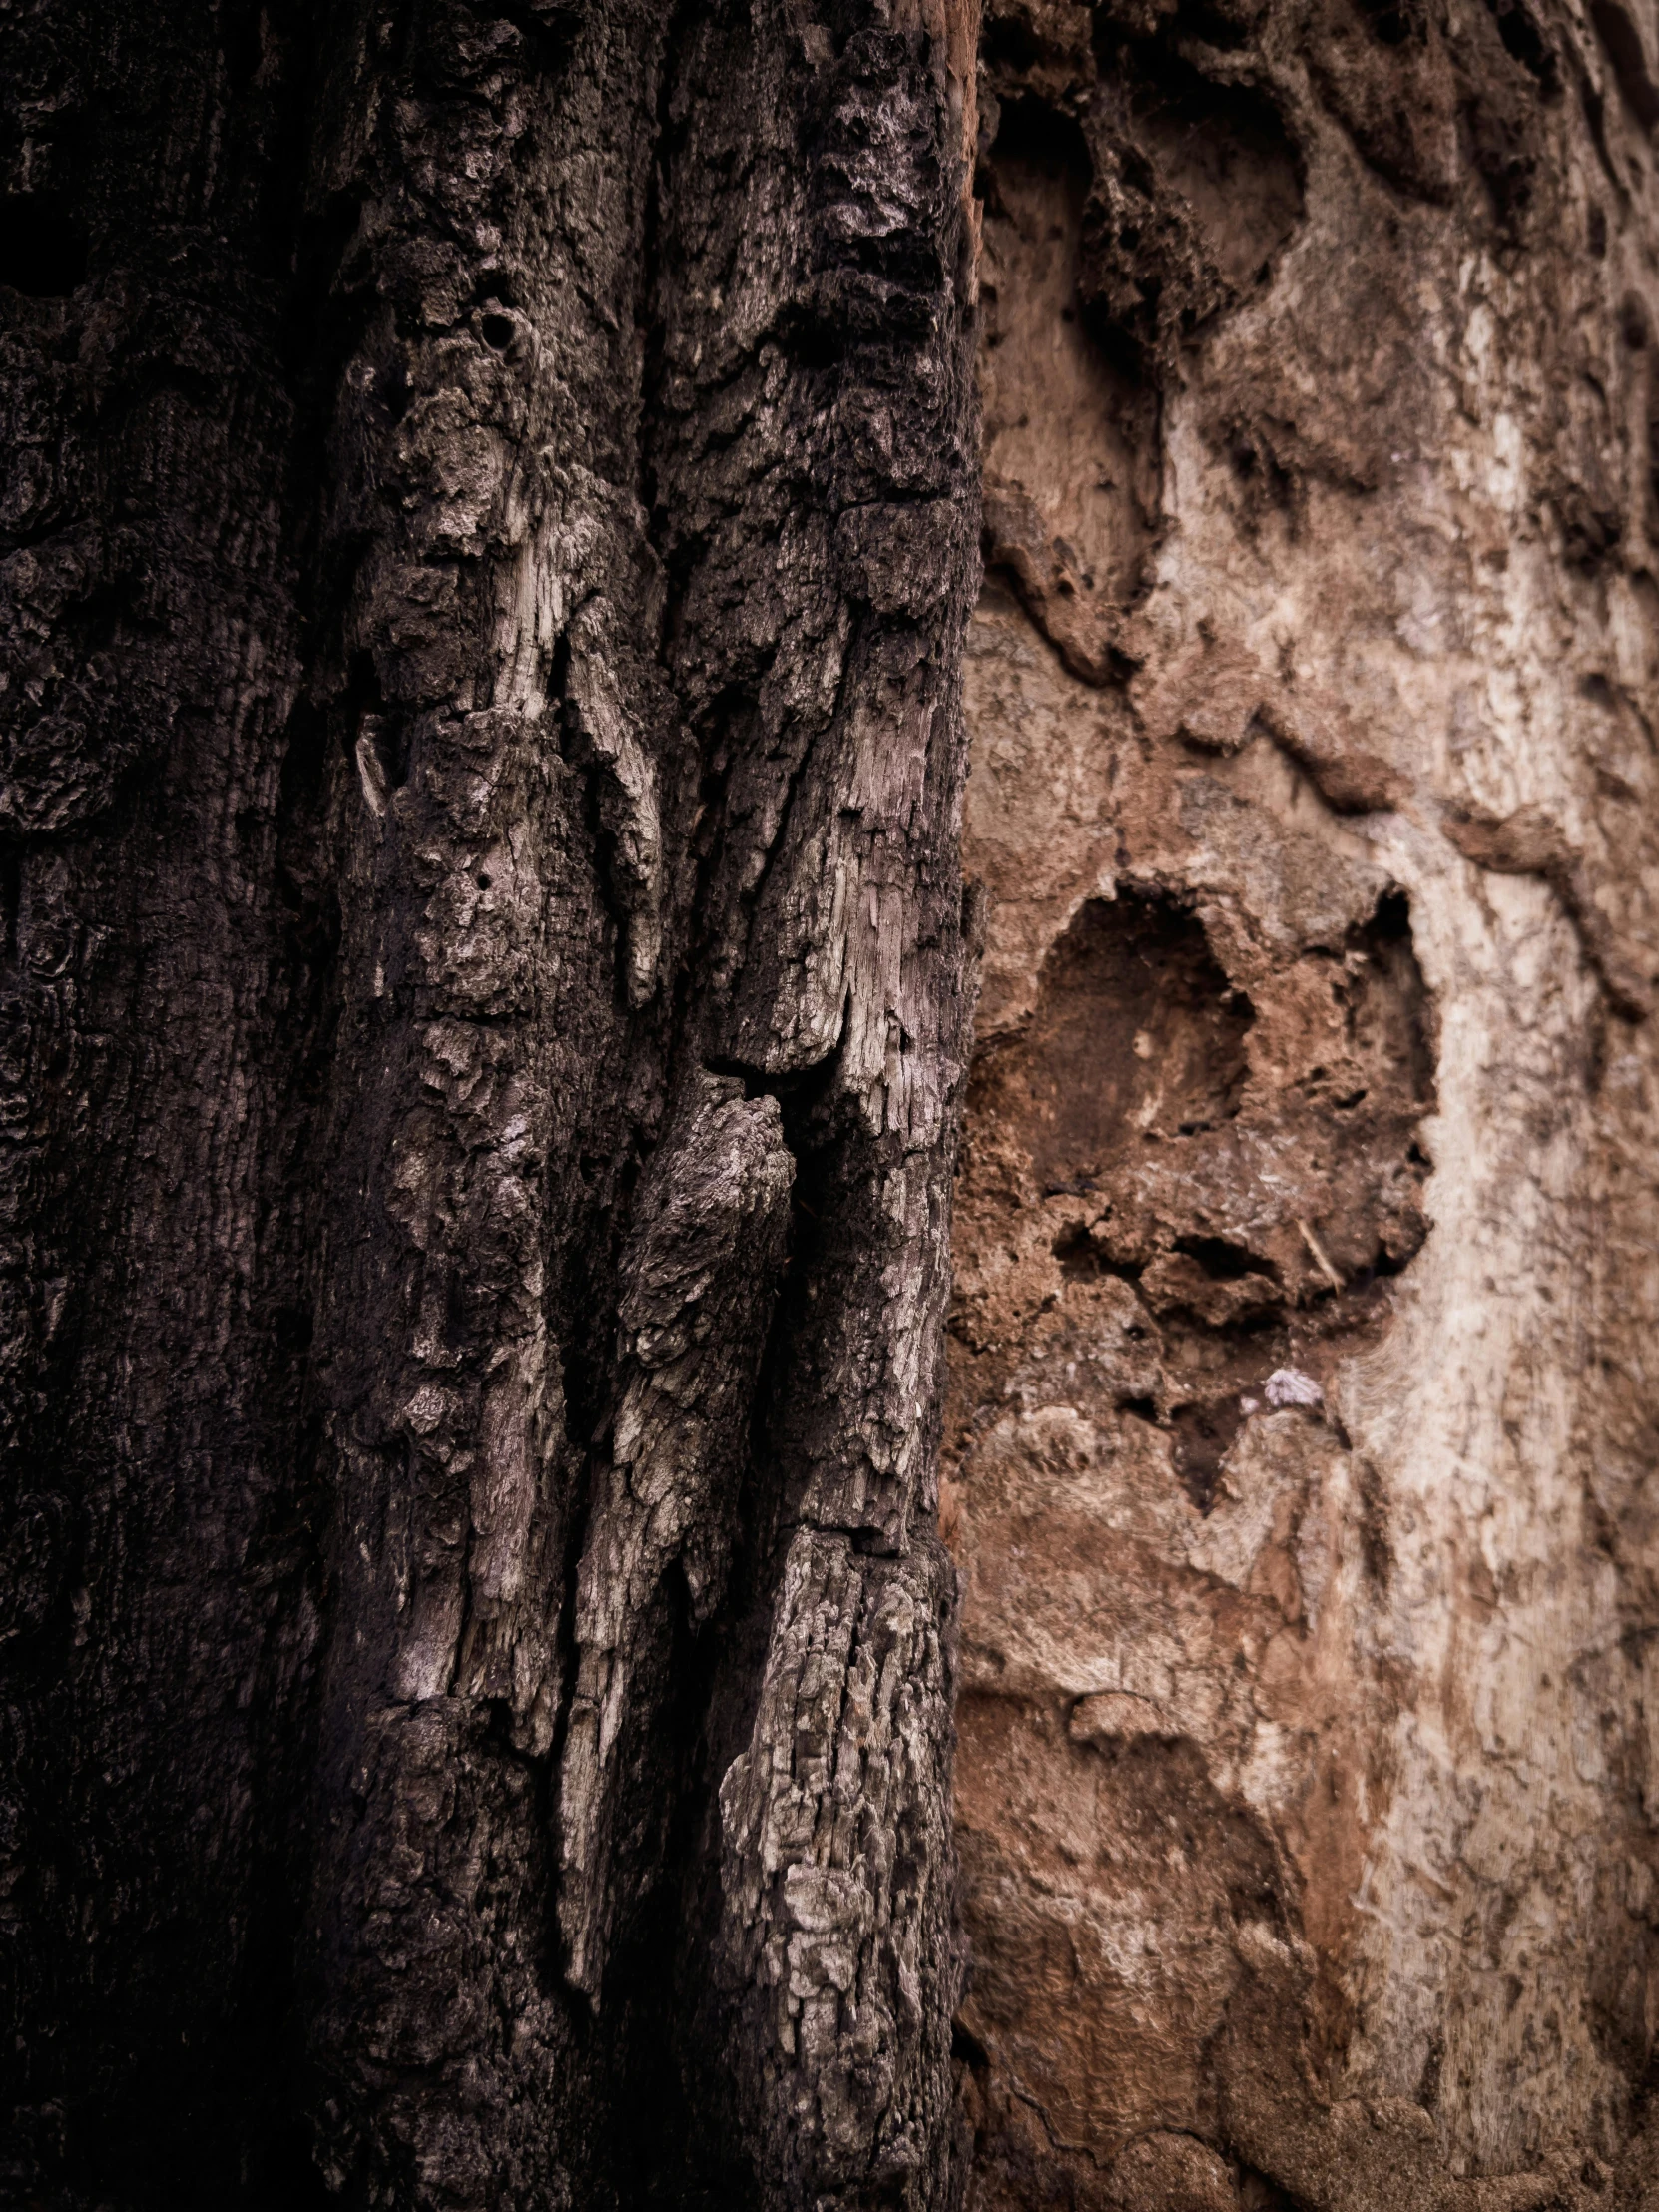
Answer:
[{"xmin": 558, "ymin": 1071, "xmax": 794, "ymax": 1998}]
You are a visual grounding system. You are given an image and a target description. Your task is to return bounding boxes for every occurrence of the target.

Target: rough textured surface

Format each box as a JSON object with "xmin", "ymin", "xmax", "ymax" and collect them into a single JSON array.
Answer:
[
  {"xmin": 12, "ymin": 0, "xmax": 1659, "ymax": 2202},
  {"xmin": 0, "ymin": 1, "xmax": 978, "ymax": 2204},
  {"xmin": 948, "ymin": 0, "xmax": 1659, "ymax": 2204},
  {"xmin": 560, "ymin": 1073, "xmax": 795, "ymax": 1998}
]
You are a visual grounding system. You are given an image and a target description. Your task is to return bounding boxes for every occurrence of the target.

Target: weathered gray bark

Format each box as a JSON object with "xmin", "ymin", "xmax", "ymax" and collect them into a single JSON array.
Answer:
[{"xmin": 0, "ymin": 1, "xmax": 979, "ymax": 2204}]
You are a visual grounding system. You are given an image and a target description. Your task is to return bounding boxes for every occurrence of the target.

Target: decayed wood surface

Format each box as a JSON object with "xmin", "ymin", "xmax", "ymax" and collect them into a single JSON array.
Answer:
[{"xmin": 949, "ymin": 0, "xmax": 1659, "ymax": 2206}]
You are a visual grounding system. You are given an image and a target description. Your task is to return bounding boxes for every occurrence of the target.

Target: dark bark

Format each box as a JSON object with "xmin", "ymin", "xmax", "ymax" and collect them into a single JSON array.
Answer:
[{"xmin": 0, "ymin": 0, "xmax": 980, "ymax": 2204}]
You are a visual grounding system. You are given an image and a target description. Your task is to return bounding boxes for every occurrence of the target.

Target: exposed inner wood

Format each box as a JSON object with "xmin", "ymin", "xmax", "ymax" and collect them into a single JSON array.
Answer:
[{"xmin": 946, "ymin": 1, "xmax": 1659, "ymax": 2203}]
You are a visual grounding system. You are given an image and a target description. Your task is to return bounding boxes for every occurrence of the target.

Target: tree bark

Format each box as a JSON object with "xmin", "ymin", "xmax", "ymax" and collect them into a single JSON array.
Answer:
[
  {"xmin": 9, "ymin": 0, "xmax": 1659, "ymax": 2207},
  {"xmin": 1, "ymin": 2, "xmax": 979, "ymax": 2204},
  {"xmin": 949, "ymin": 2, "xmax": 1659, "ymax": 2207}
]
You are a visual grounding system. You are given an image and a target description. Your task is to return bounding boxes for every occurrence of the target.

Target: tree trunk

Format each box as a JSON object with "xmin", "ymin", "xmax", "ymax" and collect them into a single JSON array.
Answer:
[
  {"xmin": 949, "ymin": 1, "xmax": 1659, "ymax": 2207},
  {"xmin": 7, "ymin": 0, "xmax": 1659, "ymax": 2206},
  {"xmin": 0, "ymin": 2, "xmax": 979, "ymax": 2204}
]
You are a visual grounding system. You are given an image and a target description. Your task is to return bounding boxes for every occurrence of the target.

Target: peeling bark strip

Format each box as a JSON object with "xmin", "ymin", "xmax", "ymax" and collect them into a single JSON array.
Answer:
[{"xmin": 1, "ymin": 0, "xmax": 977, "ymax": 2204}]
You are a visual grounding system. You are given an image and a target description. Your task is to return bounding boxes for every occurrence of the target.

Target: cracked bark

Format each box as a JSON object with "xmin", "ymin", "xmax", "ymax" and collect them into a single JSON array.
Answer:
[
  {"xmin": 1, "ymin": 0, "xmax": 977, "ymax": 2204},
  {"xmin": 10, "ymin": 0, "xmax": 1659, "ymax": 2206}
]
